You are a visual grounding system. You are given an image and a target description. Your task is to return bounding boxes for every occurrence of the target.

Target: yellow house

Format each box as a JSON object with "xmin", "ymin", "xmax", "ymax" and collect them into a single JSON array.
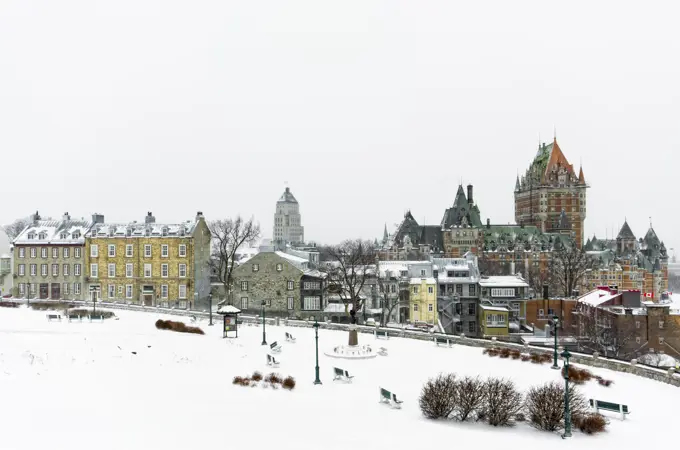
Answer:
[
  {"xmin": 409, "ymin": 277, "xmax": 437, "ymax": 324},
  {"xmin": 84, "ymin": 212, "xmax": 211, "ymax": 309},
  {"xmin": 479, "ymin": 304, "xmax": 509, "ymax": 336}
]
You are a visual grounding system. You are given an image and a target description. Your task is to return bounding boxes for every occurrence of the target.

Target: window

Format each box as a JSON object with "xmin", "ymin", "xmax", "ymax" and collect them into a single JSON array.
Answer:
[
  {"xmin": 456, "ymin": 284, "xmax": 463, "ymax": 295},
  {"xmin": 91, "ymin": 245, "xmax": 98, "ymax": 257},
  {"xmin": 74, "ymin": 283, "xmax": 81, "ymax": 294},
  {"xmin": 660, "ymin": 337, "xmax": 665, "ymax": 345},
  {"xmin": 30, "ymin": 264, "xmax": 36, "ymax": 276},
  {"xmin": 108, "ymin": 264, "xmax": 116, "ymax": 278},
  {"xmin": 179, "ymin": 244, "xmax": 186, "ymax": 257},
  {"xmin": 63, "ymin": 283, "xmax": 70, "ymax": 295},
  {"xmin": 303, "ymin": 281, "xmax": 320, "ymax": 290},
  {"xmin": 428, "ymin": 286, "xmax": 434, "ymax": 294},
  {"xmin": 144, "ymin": 264, "xmax": 152, "ymax": 278},
  {"xmin": 636, "ymin": 321, "xmax": 640, "ymax": 329},
  {"xmin": 179, "ymin": 264, "xmax": 186, "ymax": 278},
  {"xmin": 468, "ymin": 303, "xmax": 476, "ymax": 315},
  {"xmin": 30, "ymin": 248, "xmax": 36, "ymax": 258},
  {"xmin": 144, "ymin": 245, "xmax": 151, "ymax": 257},
  {"xmin": 126, "ymin": 244, "xmax": 133, "ymax": 257},
  {"xmin": 126, "ymin": 285, "xmax": 133, "ymax": 299},
  {"xmin": 126, "ymin": 264, "xmax": 133, "ymax": 278},
  {"xmin": 161, "ymin": 245, "xmax": 168, "ymax": 258},
  {"xmin": 469, "ymin": 285, "xmax": 476, "ymax": 296},
  {"xmin": 18, "ymin": 264, "xmax": 25, "ymax": 276},
  {"xmin": 538, "ymin": 308, "xmax": 545, "ymax": 317},
  {"xmin": 413, "ymin": 304, "xmax": 419, "ymax": 311},
  {"xmin": 63, "ymin": 264, "xmax": 69, "ymax": 276},
  {"xmin": 420, "ymin": 269, "xmax": 426, "ymax": 276},
  {"xmin": 287, "ymin": 280, "xmax": 294, "ymax": 290},
  {"xmin": 276, "ymin": 263, "xmax": 283, "ymax": 272},
  {"xmin": 19, "ymin": 283, "xmax": 25, "ymax": 295},
  {"xmin": 63, "ymin": 247, "xmax": 70, "ymax": 258},
  {"xmin": 161, "ymin": 285, "xmax": 168, "ymax": 299},
  {"xmin": 287, "ymin": 297, "xmax": 294, "ymax": 310},
  {"xmin": 241, "ymin": 297, "xmax": 248, "ymax": 309},
  {"xmin": 19, "ymin": 248, "xmax": 25, "ymax": 258},
  {"xmin": 90, "ymin": 264, "xmax": 98, "ymax": 278},
  {"xmin": 74, "ymin": 264, "xmax": 81, "ymax": 276},
  {"xmin": 303, "ymin": 297, "xmax": 321, "ymax": 310},
  {"xmin": 659, "ymin": 321, "xmax": 665, "ymax": 329},
  {"xmin": 40, "ymin": 264, "xmax": 47, "ymax": 276},
  {"xmin": 74, "ymin": 248, "xmax": 81, "ymax": 258},
  {"xmin": 52, "ymin": 264, "xmax": 59, "ymax": 276},
  {"xmin": 52, "ymin": 248, "xmax": 59, "ymax": 259},
  {"xmin": 41, "ymin": 248, "xmax": 47, "ymax": 258},
  {"xmin": 468, "ymin": 321, "xmax": 476, "ymax": 333},
  {"xmin": 108, "ymin": 284, "xmax": 115, "ymax": 298},
  {"xmin": 252, "ymin": 264, "xmax": 259, "ymax": 272},
  {"xmin": 428, "ymin": 303, "xmax": 433, "ymax": 312},
  {"xmin": 178, "ymin": 284, "xmax": 187, "ymax": 299},
  {"xmin": 161, "ymin": 264, "xmax": 168, "ymax": 278},
  {"xmin": 413, "ymin": 286, "xmax": 419, "ymax": 294},
  {"xmin": 241, "ymin": 281, "xmax": 248, "ymax": 291}
]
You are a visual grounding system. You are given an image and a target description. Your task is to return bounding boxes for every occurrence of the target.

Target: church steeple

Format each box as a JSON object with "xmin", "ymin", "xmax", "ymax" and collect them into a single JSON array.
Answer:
[{"xmin": 383, "ymin": 223, "xmax": 389, "ymax": 243}]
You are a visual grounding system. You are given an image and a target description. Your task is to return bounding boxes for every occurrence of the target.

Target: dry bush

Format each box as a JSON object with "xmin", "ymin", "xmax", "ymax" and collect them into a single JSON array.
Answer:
[
  {"xmin": 232, "ymin": 376, "xmax": 251, "ymax": 386},
  {"xmin": 266, "ymin": 373, "xmax": 282, "ymax": 384},
  {"xmin": 69, "ymin": 308, "xmax": 115, "ymax": 319},
  {"xmin": 499, "ymin": 348, "xmax": 511, "ymax": 359},
  {"xmin": 483, "ymin": 378, "xmax": 524, "ymax": 426},
  {"xmin": 597, "ymin": 378, "xmax": 613, "ymax": 387},
  {"xmin": 419, "ymin": 374, "xmax": 458, "ymax": 420},
  {"xmin": 486, "ymin": 348, "xmax": 500, "ymax": 357},
  {"xmin": 525, "ymin": 382, "xmax": 588, "ymax": 432},
  {"xmin": 232, "ymin": 376, "xmax": 244, "ymax": 385},
  {"xmin": 282, "ymin": 376, "xmax": 296, "ymax": 390},
  {"xmin": 29, "ymin": 302, "xmax": 75, "ymax": 311},
  {"xmin": 156, "ymin": 319, "xmax": 170, "ymax": 330},
  {"xmin": 562, "ymin": 365, "xmax": 593, "ymax": 384},
  {"xmin": 574, "ymin": 413, "xmax": 607, "ymax": 434},
  {"xmin": 515, "ymin": 413, "xmax": 526, "ymax": 422},
  {"xmin": 539, "ymin": 354, "xmax": 553, "ymax": 364},
  {"xmin": 156, "ymin": 319, "xmax": 205, "ymax": 335},
  {"xmin": 530, "ymin": 354, "xmax": 544, "ymax": 364},
  {"xmin": 252, "ymin": 371, "xmax": 263, "ymax": 382},
  {"xmin": 510, "ymin": 350, "xmax": 521, "ymax": 360},
  {"xmin": 520, "ymin": 354, "xmax": 531, "ymax": 362},
  {"xmin": 0, "ymin": 301, "xmax": 20, "ymax": 308},
  {"xmin": 453, "ymin": 376, "xmax": 485, "ymax": 421}
]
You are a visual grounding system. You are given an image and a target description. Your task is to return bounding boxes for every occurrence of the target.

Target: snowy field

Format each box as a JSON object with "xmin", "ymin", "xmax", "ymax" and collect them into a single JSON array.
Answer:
[{"xmin": 1, "ymin": 308, "xmax": 678, "ymax": 450}]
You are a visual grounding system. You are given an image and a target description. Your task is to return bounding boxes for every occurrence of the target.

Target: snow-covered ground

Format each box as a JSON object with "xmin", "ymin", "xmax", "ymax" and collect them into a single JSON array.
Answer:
[{"xmin": 1, "ymin": 307, "xmax": 678, "ymax": 450}]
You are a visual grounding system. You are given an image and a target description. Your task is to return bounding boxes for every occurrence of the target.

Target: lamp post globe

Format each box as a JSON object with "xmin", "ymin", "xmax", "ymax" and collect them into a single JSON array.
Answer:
[
  {"xmin": 261, "ymin": 300, "xmax": 267, "ymax": 345},
  {"xmin": 561, "ymin": 348, "xmax": 572, "ymax": 439}
]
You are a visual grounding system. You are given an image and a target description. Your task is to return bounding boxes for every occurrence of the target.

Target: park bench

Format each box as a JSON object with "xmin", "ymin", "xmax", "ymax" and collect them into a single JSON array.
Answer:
[
  {"xmin": 266, "ymin": 354, "xmax": 280, "ymax": 367},
  {"xmin": 434, "ymin": 336, "xmax": 452, "ymax": 347},
  {"xmin": 589, "ymin": 399, "xmax": 630, "ymax": 420},
  {"xmin": 67, "ymin": 315, "xmax": 82, "ymax": 322},
  {"xmin": 270, "ymin": 341, "xmax": 282, "ymax": 353},
  {"xmin": 374, "ymin": 330, "xmax": 389, "ymax": 340},
  {"xmin": 46, "ymin": 314, "xmax": 62, "ymax": 322},
  {"xmin": 88, "ymin": 315, "xmax": 104, "ymax": 322},
  {"xmin": 285, "ymin": 332, "xmax": 296, "ymax": 343},
  {"xmin": 378, "ymin": 347, "xmax": 388, "ymax": 356},
  {"xmin": 379, "ymin": 387, "xmax": 403, "ymax": 409},
  {"xmin": 333, "ymin": 367, "xmax": 354, "ymax": 383}
]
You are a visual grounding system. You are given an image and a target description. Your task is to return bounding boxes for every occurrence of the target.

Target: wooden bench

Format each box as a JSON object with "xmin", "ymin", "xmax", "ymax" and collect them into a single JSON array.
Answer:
[
  {"xmin": 266, "ymin": 354, "xmax": 280, "ymax": 367},
  {"xmin": 67, "ymin": 315, "xmax": 82, "ymax": 322},
  {"xmin": 589, "ymin": 399, "xmax": 630, "ymax": 420},
  {"xmin": 46, "ymin": 314, "xmax": 62, "ymax": 322},
  {"xmin": 378, "ymin": 347, "xmax": 388, "ymax": 356},
  {"xmin": 379, "ymin": 387, "xmax": 403, "ymax": 409},
  {"xmin": 270, "ymin": 341, "xmax": 282, "ymax": 353},
  {"xmin": 88, "ymin": 315, "xmax": 104, "ymax": 322},
  {"xmin": 434, "ymin": 336, "xmax": 452, "ymax": 347},
  {"xmin": 333, "ymin": 367, "xmax": 354, "ymax": 383},
  {"xmin": 374, "ymin": 330, "xmax": 389, "ymax": 340},
  {"xmin": 285, "ymin": 332, "xmax": 296, "ymax": 343}
]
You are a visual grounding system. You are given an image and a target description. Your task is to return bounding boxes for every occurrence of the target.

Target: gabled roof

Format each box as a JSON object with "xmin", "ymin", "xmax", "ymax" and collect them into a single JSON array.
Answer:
[
  {"xmin": 526, "ymin": 139, "xmax": 576, "ymax": 185},
  {"xmin": 14, "ymin": 219, "xmax": 93, "ymax": 245},
  {"xmin": 420, "ymin": 226, "xmax": 443, "ymax": 252},
  {"xmin": 617, "ymin": 221, "xmax": 636, "ymax": 240},
  {"xmin": 441, "ymin": 185, "xmax": 483, "ymax": 229},
  {"xmin": 278, "ymin": 187, "xmax": 298, "ymax": 204}
]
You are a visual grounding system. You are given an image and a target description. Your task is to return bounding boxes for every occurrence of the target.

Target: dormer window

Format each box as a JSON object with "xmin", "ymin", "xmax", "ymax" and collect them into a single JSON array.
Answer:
[
  {"xmin": 60, "ymin": 232, "xmax": 68, "ymax": 239},
  {"xmin": 162, "ymin": 226, "xmax": 169, "ymax": 237},
  {"xmin": 27, "ymin": 233, "xmax": 35, "ymax": 240},
  {"xmin": 38, "ymin": 232, "xmax": 47, "ymax": 240},
  {"xmin": 72, "ymin": 231, "xmax": 80, "ymax": 239}
]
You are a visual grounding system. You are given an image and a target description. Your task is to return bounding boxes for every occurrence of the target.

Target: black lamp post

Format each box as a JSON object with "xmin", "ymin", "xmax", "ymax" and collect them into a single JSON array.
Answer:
[
  {"xmin": 208, "ymin": 292, "xmax": 213, "ymax": 326},
  {"xmin": 313, "ymin": 319, "xmax": 322, "ymax": 385},
  {"xmin": 561, "ymin": 348, "xmax": 572, "ymax": 439},
  {"xmin": 261, "ymin": 300, "xmax": 267, "ymax": 345},
  {"xmin": 551, "ymin": 316, "xmax": 559, "ymax": 369}
]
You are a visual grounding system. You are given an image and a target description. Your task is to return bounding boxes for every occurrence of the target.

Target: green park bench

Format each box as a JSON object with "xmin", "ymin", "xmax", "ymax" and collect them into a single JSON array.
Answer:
[
  {"xmin": 379, "ymin": 387, "xmax": 403, "ymax": 409},
  {"xmin": 434, "ymin": 336, "xmax": 452, "ymax": 347},
  {"xmin": 333, "ymin": 367, "xmax": 354, "ymax": 383},
  {"xmin": 374, "ymin": 330, "xmax": 389, "ymax": 340},
  {"xmin": 88, "ymin": 315, "xmax": 104, "ymax": 322},
  {"xmin": 266, "ymin": 354, "xmax": 280, "ymax": 367},
  {"xmin": 285, "ymin": 332, "xmax": 296, "ymax": 343},
  {"xmin": 270, "ymin": 341, "xmax": 282, "ymax": 353},
  {"xmin": 46, "ymin": 314, "xmax": 62, "ymax": 322},
  {"xmin": 67, "ymin": 315, "xmax": 82, "ymax": 322},
  {"xmin": 589, "ymin": 399, "xmax": 630, "ymax": 420}
]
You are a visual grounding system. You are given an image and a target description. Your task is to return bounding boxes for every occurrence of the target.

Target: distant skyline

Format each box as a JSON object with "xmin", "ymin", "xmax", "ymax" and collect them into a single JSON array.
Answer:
[{"xmin": 1, "ymin": 1, "xmax": 677, "ymax": 252}]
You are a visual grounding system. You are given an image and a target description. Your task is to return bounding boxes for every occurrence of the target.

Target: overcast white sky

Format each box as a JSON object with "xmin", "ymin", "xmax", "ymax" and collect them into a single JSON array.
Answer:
[{"xmin": 1, "ymin": 1, "xmax": 678, "ymax": 253}]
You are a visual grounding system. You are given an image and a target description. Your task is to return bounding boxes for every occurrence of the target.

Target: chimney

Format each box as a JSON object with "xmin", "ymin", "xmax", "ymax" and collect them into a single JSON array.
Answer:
[
  {"xmin": 542, "ymin": 283, "xmax": 549, "ymax": 300},
  {"xmin": 32, "ymin": 211, "xmax": 41, "ymax": 223},
  {"xmin": 145, "ymin": 212, "xmax": 156, "ymax": 224},
  {"xmin": 63, "ymin": 212, "xmax": 71, "ymax": 221},
  {"xmin": 286, "ymin": 187, "xmax": 290, "ymax": 193},
  {"xmin": 91, "ymin": 213, "xmax": 104, "ymax": 224},
  {"xmin": 196, "ymin": 211, "xmax": 204, "ymax": 221},
  {"xmin": 486, "ymin": 218, "xmax": 490, "ymax": 229},
  {"xmin": 467, "ymin": 184, "xmax": 473, "ymax": 205}
]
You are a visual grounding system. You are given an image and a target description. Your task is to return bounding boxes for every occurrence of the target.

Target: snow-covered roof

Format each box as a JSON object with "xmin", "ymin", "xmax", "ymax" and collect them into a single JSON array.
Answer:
[
  {"xmin": 217, "ymin": 305, "xmax": 242, "ymax": 314},
  {"xmin": 409, "ymin": 277, "xmax": 436, "ymax": 285},
  {"xmin": 275, "ymin": 251, "xmax": 307, "ymax": 264},
  {"xmin": 479, "ymin": 276, "xmax": 528, "ymax": 288},
  {"xmin": 14, "ymin": 219, "xmax": 93, "ymax": 245},
  {"xmin": 578, "ymin": 289, "xmax": 621, "ymax": 307},
  {"xmin": 87, "ymin": 221, "xmax": 198, "ymax": 238},
  {"xmin": 444, "ymin": 264, "xmax": 470, "ymax": 271},
  {"xmin": 479, "ymin": 304, "xmax": 509, "ymax": 312}
]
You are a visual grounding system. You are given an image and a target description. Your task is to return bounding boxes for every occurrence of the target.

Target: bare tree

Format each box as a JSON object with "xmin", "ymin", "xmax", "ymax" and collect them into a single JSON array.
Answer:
[
  {"xmin": 375, "ymin": 259, "xmax": 407, "ymax": 326},
  {"xmin": 551, "ymin": 246, "xmax": 592, "ymax": 297},
  {"xmin": 478, "ymin": 252, "xmax": 511, "ymax": 276},
  {"xmin": 575, "ymin": 308, "xmax": 638, "ymax": 358},
  {"xmin": 524, "ymin": 261, "xmax": 558, "ymax": 298},
  {"xmin": 3, "ymin": 217, "xmax": 31, "ymax": 241},
  {"xmin": 208, "ymin": 217, "xmax": 261, "ymax": 305}
]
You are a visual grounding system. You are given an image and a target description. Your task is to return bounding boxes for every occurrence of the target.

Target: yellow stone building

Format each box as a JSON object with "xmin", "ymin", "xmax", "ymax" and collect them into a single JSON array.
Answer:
[
  {"xmin": 409, "ymin": 277, "xmax": 437, "ymax": 324},
  {"xmin": 84, "ymin": 212, "xmax": 211, "ymax": 309},
  {"xmin": 478, "ymin": 304, "xmax": 510, "ymax": 336}
]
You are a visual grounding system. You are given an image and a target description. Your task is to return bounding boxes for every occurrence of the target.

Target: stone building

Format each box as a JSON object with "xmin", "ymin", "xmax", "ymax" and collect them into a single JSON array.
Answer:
[
  {"xmin": 433, "ymin": 255, "xmax": 480, "ymax": 335},
  {"xmin": 479, "ymin": 274, "xmax": 530, "ymax": 332},
  {"xmin": 230, "ymin": 250, "xmax": 325, "ymax": 319},
  {"xmin": 514, "ymin": 138, "xmax": 588, "ymax": 248},
  {"xmin": 273, "ymin": 186, "xmax": 304, "ymax": 249},
  {"xmin": 12, "ymin": 211, "xmax": 92, "ymax": 300},
  {"xmin": 84, "ymin": 212, "xmax": 211, "ymax": 309}
]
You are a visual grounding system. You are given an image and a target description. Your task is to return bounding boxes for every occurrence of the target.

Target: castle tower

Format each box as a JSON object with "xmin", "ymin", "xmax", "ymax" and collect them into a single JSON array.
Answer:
[
  {"xmin": 514, "ymin": 138, "xmax": 588, "ymax": 248},
  {"xmin": 273, "ymin": 186, "xmax": 304, "ymax": 248}
]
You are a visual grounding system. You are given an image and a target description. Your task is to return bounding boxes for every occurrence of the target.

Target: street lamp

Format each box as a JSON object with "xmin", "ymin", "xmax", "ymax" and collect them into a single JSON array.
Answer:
[
  {"xmin": 208, "ymin": 292, "xmax": 213, "ymax": 326},
  {"xmin": 261, "ymin": 300, "xmax": 267, "ymax": 345},
  {"xmin": 561, "ymin": 348, "xmax": 572, "ymax": 439},
  {"xmin": 551, "ymin": 316, "xmax": 559, "ymax": 369},
  {"xmin": 313, "ymin": 319, "xmax": 322, "ymax": 385}
]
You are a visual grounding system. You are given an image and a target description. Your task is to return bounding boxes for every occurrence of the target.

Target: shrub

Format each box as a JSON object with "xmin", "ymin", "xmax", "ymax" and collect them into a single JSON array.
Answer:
[
  {"xmin": 0, "ymin": 301, "xmax": 20, "ymax": 308},
  {"xmin": 252, "ymin": 371, "xmax": 263, "ymax": 382},
  {"xmin": 482, "ymin": 378, "xmax": 524, "ymax": 426},
  {"xmin": 232, "ymin": 376, "xmax": 244, "ymax": 385},
  {"xmin": 499, "ymin": 348, "xmax": 511, "ymax": 359},
  {"xmin": 282, "ymin": 376, "xmax": 296, "ymax": 390},
  {"xmin": 155, "ymin": 319, "xmax": 205, "ymax": 335},
  {"xmin": 574, "ymin": 413, "xmax": 607, "ymax": 434},
  {"xmin": 525, "ymin": 382, "xmax": 588, "ymax": 432},
  {"xmin": 515, "ymin": 413, "xmax": 526, "ymax": 422},
  {"xmin": 562, "ymin": 365, "xmax": 593, "ymax": 384},
  {"xmin": 530, "ymin": 354, "xmax": 544, "ymax": 364},
  {"xmin": 266, "ymin": 373, "xmax": 282, "ymax": 385},
  {"xmin": 520, "ymin": 354, "xmax": 531, "ymax": 362},
  {"xmin": 510, "ymin": 350, "xmax": 521, "ymax": 360},
  {"xmin": 419, "ymin": 374, "xmax": 458, "ymax": 420},
  {"xmin": 68, "ymin": 308, "xmax": 115, "ymax": 319},
  {"xmin": 453, "ymin": 376, "xmax": 485, "ymax": 421},
  {"xmin": 486, "ymin": 348, "xmax": 500, "ymax": 357},
  {"xmin": 232, "ymin": 376, "xmax": 250, "ymax": 386},
  {"xmin": 539, "ymin": 353, "xmax": 553, "ymax": 364},
  {"xmin": 597, "ymin": 378, "xmax": 613, "ymax": 387}
]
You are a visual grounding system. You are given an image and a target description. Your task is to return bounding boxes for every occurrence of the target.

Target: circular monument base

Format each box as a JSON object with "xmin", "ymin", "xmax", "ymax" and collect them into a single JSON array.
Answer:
[{"xmin": 324, "ymin": 344, "xmax": 378, "ymax": 360}]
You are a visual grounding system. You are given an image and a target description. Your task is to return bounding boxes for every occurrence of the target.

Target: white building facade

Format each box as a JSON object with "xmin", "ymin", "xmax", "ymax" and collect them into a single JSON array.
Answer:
[{"xmin": 273, "ymin": 187, "xmax": 304, "ymax": 248}]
